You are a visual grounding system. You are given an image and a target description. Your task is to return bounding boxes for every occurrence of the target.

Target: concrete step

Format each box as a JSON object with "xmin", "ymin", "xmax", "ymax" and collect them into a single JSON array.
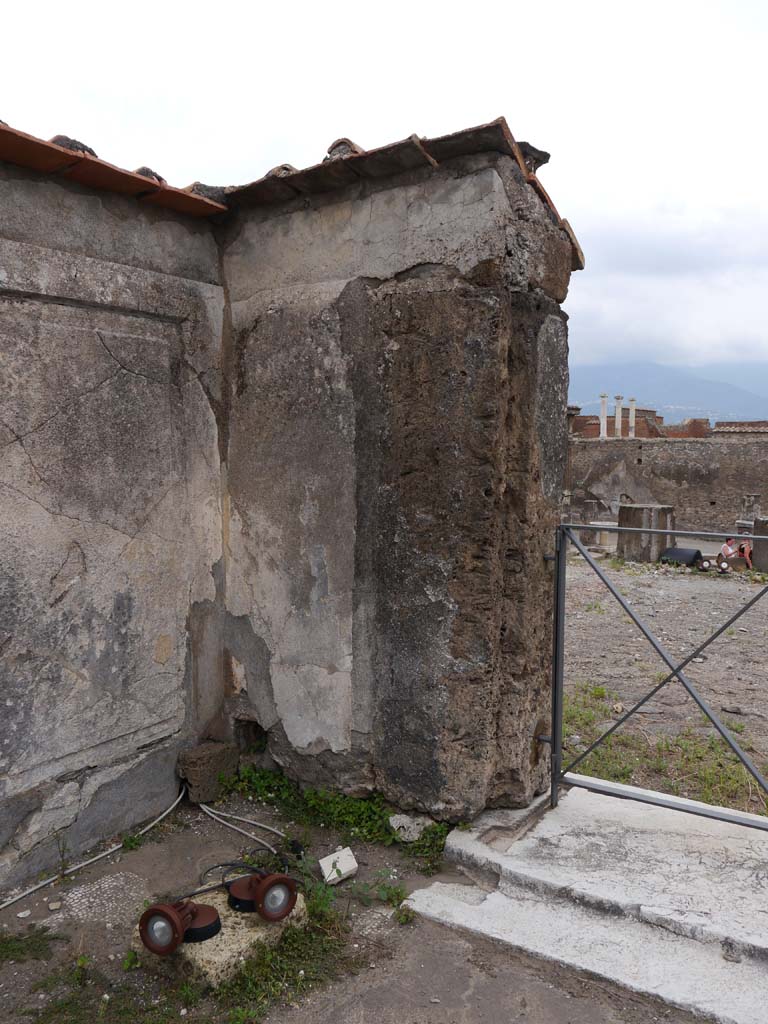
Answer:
[
  {"xmin": 445, "ymin": 782, "xmax": 768, "ymax": 961},
  {"xmin": 406, "ymin": 880, "xmax": 768, "ymax": 1024}
]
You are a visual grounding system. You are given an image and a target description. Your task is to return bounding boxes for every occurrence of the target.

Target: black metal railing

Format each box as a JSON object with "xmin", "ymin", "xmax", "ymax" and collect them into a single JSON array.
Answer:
[{"xmin": 545, "ymin": 523, "xmax": 768, "ymax": 832}]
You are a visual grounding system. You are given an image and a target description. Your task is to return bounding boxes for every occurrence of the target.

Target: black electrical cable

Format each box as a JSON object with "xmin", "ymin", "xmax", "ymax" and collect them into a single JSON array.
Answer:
[
  {"xmin": 199, "ymin": 861, "xmax": 255, "ymax": 884},
  {"xmin": 169, "ymin": 841, "xmax": 306, "ymax": 905},
  {"xmin": 169, "ymin": 874, "xmax": 253, "ymax": 903}
]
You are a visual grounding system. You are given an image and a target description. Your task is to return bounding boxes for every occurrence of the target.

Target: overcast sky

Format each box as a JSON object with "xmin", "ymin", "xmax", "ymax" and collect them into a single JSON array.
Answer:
[{"xmin": 4, "ymin": 0, "xmax": 767, "ymax": 368}]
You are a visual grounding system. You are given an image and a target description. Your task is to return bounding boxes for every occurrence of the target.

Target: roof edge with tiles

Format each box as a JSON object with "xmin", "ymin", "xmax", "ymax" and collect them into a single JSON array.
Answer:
[
  {"xmin": 0, "ymin": 116, "xmax": 584, "ymax": 267},
  {"xmin": 0, "ymin": 122, "xmax": 228, "ymax": 218},
  {"xmin": 224, "ymin": 116, "xmax": 584, "ymax": 271},
  {"xmin": 713, "ymin": 422, "xmax": 768, "ymax": 432}
]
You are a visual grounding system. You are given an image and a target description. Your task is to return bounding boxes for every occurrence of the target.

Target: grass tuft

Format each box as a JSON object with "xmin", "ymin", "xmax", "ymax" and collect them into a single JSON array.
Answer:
[
  {"xmin": 220, "ymin": 767, "xmax": 396, "ymax": 845},
  {"xmin": 219, "ymin": 767, "xmax": 449, "ymax": 873},
  {"xmin": 0, "ymin": 926, "xmax": 65, "ymax": 964},
  {"xmin": 564, "ymin": 684, "xmax": 768, "ymax": 815}
]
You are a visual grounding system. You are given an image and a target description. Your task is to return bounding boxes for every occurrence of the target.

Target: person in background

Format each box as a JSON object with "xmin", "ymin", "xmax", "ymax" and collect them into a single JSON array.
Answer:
[
  {"xmin": 738, "ymin": 536, "xmax": 753, "ymax": 570},
  {"xmin": 719, "ymin": 537, "xmax": 738, "ymax": 572}
]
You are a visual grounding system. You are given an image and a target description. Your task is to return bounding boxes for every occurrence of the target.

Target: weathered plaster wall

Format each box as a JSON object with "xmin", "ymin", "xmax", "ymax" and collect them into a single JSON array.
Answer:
[
  {"xmin": 569, "ymin": 437, "xmax": 768, "ymax": 531},
  {"xmin": 218, "ymin": 153, "xmax": 572, "ymax": 818},
  {"xmin": 1, "ymin": 146, "xmax": 575, "ymax": 886},
  {"xmin": 0, "ymin": 167, "xmax": 224, "ymax": 886}
]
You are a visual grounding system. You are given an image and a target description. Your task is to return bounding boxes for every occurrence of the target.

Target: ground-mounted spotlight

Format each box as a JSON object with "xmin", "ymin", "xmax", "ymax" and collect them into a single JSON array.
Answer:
[
  {"xmin": 227, "ymin": 872, "xmax": 297, "ymax": 922},
  {"xmin": 139, "ymin": 900, "xmax": 221, "ymax": 956}
]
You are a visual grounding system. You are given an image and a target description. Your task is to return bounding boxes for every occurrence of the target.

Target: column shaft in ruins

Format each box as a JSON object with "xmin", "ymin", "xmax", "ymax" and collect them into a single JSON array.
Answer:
[
  {"xmin": 599, "ymin": 393, "xmax": 608, "ymax": 439},
  {"xmin": 614, "ymin": 395, "xmax": 624, "ymax": 438}
]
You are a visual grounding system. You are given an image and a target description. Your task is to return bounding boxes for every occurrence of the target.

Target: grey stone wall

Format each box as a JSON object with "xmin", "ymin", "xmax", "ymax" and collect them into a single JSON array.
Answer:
[
  {"xmin": 0, "ymin": 169, "xmax": 224, "ymax": 887},
  {"xmin": 1, "ymin": 147, "xmax": 575, "ymax": 885},
  {"xmin": 569, "ymin": 437, "xmax": 768, "ymax": 532},
  {"xmin": 217, "ymin": 153, "xmax": 573, "ymax": 818}
]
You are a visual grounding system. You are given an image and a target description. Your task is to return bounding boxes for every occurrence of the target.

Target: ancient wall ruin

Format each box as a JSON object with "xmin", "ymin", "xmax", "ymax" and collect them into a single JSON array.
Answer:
[
  {"xmin": 0, "ymin": 119, "xmax": 580, "ymax": 886},
  {"xmin": 0, "ymin": 160, "xmax": 224, "ymax": 886},
  {"xmin": 569, "ymin": 436, "xmax": 768, "ymax": 531}
]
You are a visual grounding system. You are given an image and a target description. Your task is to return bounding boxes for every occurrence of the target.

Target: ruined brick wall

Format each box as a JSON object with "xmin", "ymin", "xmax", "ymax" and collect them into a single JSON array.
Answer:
[
  {"xmin": 569, "ymin": 437, "xmax": 768, "ymax": 531},
  {"xmin": 0, "ymin": 163, "xmax": 224, "ymax": 887},
  {"xmin": 217, "ymin": 152, "xmax": 573, "ymax": 818}
]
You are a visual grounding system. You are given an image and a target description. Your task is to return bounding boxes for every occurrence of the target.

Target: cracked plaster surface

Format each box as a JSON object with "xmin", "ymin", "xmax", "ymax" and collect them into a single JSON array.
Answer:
[{"xmin": 0, "ymin": 219, "xmax": 223, "ymax": 886}]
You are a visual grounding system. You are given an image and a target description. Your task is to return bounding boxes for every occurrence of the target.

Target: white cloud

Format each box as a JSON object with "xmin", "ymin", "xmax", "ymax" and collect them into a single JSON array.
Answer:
[{"xmin": 3, "ymin": 0, "xmax": 768, "ymax": 367}]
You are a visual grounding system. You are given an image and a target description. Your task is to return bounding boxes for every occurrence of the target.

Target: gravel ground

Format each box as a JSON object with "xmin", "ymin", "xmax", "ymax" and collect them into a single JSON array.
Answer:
[{"xmin": 564, "ymin": 555, "xmax": 768, "ymax": 760}]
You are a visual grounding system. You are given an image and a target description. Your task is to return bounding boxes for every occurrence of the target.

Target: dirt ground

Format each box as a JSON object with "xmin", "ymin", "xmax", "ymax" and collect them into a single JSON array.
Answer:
[
  {"xmin": 564, "ymin": 555, "xmax": 768, "ymax": 761},
  {"xmin": 0, "ymin": 794, "xmax": 710, "ymax": 1024}
]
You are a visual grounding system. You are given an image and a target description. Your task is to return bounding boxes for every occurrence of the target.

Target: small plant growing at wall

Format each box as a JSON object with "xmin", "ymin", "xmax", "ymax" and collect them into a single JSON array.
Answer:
[
  {"xmin": 393, "ymin": 904, "xmax": 417, "ymax": 925},
  {"xmin": 121, "ymin": 949, "xmax": 140, "ymax": 971},
  {"xmin": 54, "ymin": 834, "xmax": 70, "ymax": 877},
  {"xmin": 72, "ymin": 953, "xmax": 90, "ymax": 987},
  {"xmin": 219, "ymin": 766, "xmax": 450, "ymax": 873},
  {"xmin": 346, "ymin": 871, "xmax": 407, "ymax": 907}
]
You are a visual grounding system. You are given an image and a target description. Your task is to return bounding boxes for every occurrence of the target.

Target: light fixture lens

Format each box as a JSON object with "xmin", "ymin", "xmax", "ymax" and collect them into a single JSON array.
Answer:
[
  {"xmin": 263, "ymin": 883, "xmax": 291, "ymax": 915},
  {"xmin": 147, "ymin": 915, "xmax": 174, "ymax": 947}
]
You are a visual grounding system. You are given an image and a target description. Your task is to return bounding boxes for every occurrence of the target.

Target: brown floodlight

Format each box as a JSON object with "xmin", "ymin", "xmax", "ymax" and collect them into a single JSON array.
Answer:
[
  {"xmin": 227, "ymin": 872, "xmax": 297, "ymax": 921},
  {"xmin": 139, "ymin": 900, "xmax": 221, "ymax": 956}
]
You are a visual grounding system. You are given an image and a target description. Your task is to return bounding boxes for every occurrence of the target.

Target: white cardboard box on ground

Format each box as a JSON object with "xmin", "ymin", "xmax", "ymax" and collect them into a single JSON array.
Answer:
[{"xmin": 319, "ymin": 847, "xmax": 358, "ymax": 885}]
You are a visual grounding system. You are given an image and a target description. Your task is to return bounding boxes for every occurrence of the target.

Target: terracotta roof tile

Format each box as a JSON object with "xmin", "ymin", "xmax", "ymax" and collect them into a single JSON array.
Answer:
[
  {"xmin": 713, "ymin": 422, "xmax": 768, "ymax": 433},
  {"xmin": 0, "ymin": 122, "xmax": 226, "ymax": 218},
  {"xmin": 0, "ymin": 115, "xmax": 582, "ymax": 264},
  {"xmin": 224, "ymin": 116, "xmax": 582, "ymax": 268}
]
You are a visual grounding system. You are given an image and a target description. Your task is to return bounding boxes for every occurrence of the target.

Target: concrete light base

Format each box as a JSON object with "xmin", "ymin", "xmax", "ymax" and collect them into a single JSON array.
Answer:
[{"xmin": 135, "ymin": 890, "xmax": 307, "ymax": 988}]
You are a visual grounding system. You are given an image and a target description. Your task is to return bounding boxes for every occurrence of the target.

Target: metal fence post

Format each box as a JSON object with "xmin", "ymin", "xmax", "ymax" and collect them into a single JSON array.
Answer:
[{"xmin": 550, "ymin": 525, "xmax": 567, "ymax": 807}]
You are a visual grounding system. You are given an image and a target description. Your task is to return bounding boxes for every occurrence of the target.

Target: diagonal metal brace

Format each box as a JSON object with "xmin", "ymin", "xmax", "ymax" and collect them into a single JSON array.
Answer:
[
  {"xmin": 564, "ymin": 527, "xmax": 768, "ymax": 797},
  {"xmin": 563, "ymin": 574, "xmax": 768, "ymax": 776}
]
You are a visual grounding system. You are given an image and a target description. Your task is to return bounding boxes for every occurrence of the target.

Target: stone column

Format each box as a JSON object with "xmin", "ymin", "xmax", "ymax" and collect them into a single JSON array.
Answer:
[
  {"xmin": 616, "ymin": 504, "xmax": 675, "ymax": 562},
  {"xmin": 628, "ymin": 397, "xmax": 637, "ymax": 439},
  {"xmin": 614, "ymin": 395, "xmax": 623, "ymax": 438},
  {"xmin": 599, "ymin": 393, "xmax": 608, "ymax": 439},
  {"xmin": 753, "ymin": 516, "xmax": 768, "ymax": 572},
  {"xmin": 741, "ymin": 494, "xmax": 761, "ymax": 521}
]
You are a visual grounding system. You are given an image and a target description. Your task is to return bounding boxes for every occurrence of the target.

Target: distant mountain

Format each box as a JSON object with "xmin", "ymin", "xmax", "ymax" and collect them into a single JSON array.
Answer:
[
  {"xmin": 568, "ymin": 362, "xmax": 768, "ymax": 424},
  {"xmin": 687, "ymin": 362, "xmax": 768, "ymax": 400}
]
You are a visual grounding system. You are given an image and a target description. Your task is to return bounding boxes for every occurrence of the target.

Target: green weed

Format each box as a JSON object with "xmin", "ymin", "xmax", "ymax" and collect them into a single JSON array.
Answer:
[
  {"xmin": 564, "ymin": 685, "xmax": 768, "ymax": 815},
  {"xmin": 220, "ymin": 767, "xmax": 450, "ymax": 873},
  {"xmin": 71, "ymin": 954, "xmax": 90, "ymax": 987},
  {"xmin": 346, "ymin": 871, "xmax": 407, "ymax": 908},
  {"xmin": 178, "ymin": 981, "xmax": 202, "ymax": 1008},
  {"xmin": 401, "ymin": 823, "xmax": 449, "ymax": 875},
  {"xmin": 220, "ymin": 768, "xmax": 396, "ymax": 845},
  {"xmin": 121, "ymin": 949, "xmax": 140, "ymax": 972},
  {"xmin": 393, "ymin": 904, "xmax": 417, "ymax": 925},
  {"xmin": 0, "ymin": 926, "xmax": 64, "ymax": 964},
  {"xmin": 218, "ymin": 922, "xmax": 354, "ymax": 1023}
]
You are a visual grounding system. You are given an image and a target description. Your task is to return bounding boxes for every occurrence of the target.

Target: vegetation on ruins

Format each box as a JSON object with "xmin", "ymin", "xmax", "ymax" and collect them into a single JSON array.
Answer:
[
  {"xmin": 220, "ymin": 765, "xmax": 449, "ymax": 875},
  {"xmin": 564, "ymin": 683, "xmax": 768, "ymax": 815},
  {"xmin": 15, "ymin": 771, "xmax": 444, "ymax": 1023}
]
